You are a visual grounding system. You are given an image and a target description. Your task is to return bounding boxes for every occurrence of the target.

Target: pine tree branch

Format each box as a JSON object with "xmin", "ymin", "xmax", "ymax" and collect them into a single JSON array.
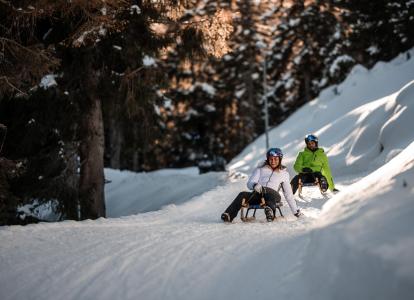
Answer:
[
  {"xmin": 0, "ymin": 0, "xmax": 35, "ymax": 14},
  {"xmin": 125, "ymin": 67, "xmax": 145, "ymax": 78},
  {"xmin": 0, "ymin": 76, "xmax": 27, "ymax": 96},
  {"xmin": 0, "ymin": 38, "xmax": 52, "ymax": 62}
]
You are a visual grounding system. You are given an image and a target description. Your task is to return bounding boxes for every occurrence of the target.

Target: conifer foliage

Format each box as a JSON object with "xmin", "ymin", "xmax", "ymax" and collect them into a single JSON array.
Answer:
[{"xmin": 0, "ymin": 0, "xmax": 232, "ymax": 223}]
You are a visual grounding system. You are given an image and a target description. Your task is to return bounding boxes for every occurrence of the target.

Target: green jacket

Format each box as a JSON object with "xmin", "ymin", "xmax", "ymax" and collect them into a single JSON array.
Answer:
[{"xmin": 293, "ymin": 147, "xmax": 335, "ymax": 191}]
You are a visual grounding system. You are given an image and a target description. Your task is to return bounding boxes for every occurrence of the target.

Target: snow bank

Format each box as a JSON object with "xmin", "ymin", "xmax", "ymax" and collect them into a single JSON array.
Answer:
[
  {"xmin": 290, "ymin": 142, "xmax": 414, "ymax": 299},
  {"xmin": 105, "ymin": 167, "xmax": 227, "ymax": 217}
]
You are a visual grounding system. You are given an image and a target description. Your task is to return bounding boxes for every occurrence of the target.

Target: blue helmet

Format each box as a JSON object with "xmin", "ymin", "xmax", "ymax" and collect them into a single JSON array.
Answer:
[
  {"xmin": 305, "ymin": 134, "xmax": 318, "ymax": 145},
  {"xmin": 266, "ymin": 147, "xmax": 283, "ymax": 159}
]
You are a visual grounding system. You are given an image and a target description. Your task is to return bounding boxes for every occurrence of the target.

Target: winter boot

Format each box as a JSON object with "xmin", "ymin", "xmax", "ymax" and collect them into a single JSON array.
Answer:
[
  {"xmin": 221, "ymin": 213, "xmax": 231, "ymax": 223},
  {"xmin": 294, "ymin": 209, "xmax": 303, "ymax": 218},
  {"xmin": 264, "ymin": 206, "xmax": 274, "ymax": 222},
  {"xmin": 320, "ymin": 177, "xmax": 328, "ymax": 192}
]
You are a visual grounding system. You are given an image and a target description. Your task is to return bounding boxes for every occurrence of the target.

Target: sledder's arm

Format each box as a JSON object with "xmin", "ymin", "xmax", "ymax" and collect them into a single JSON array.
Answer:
[
  {"xmin": 280, "ymin": 171, "xmax": 299, "ymax": 215},
  {"xmin": 321, "ymin": 153, "xmax": 335, "ymax": 191},
  {"xmin": 246, "ymin": 168, "xmax": 261, "ymax": 190},
  {"xmin": 293, "ymin": 152, "xmax": 304, "ymax": 174}
]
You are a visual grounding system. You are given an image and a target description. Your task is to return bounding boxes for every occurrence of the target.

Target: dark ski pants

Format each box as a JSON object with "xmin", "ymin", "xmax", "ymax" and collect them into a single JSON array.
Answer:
[
  {"xmin": 223, "ymin": 187, "xmax": 281, "ymax": 221},
  {"xmin": 291, "ymin": 172, "xmax": 328, "ymax": 194}
]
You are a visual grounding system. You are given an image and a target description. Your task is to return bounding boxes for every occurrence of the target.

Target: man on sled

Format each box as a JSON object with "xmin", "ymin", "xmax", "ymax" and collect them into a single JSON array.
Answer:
[{"xmin": 291, "ymin": 134, "xmax": 339, "ymax": 196}]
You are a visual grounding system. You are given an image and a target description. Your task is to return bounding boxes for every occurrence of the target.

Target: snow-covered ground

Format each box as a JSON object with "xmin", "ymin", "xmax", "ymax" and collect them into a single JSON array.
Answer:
[
  {"xmin": 105, "ymin": 167, "xmax": 227, "ymax": 217},
  {"xmin": 1, "ymin": 49, "xmax": 414, "ymax": 300}
]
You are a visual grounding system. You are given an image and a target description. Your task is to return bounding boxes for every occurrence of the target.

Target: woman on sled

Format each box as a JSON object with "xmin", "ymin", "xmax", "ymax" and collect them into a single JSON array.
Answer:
[{"xmin": 221, "ymin": 148, "xmax": 302, "ymax": 223}]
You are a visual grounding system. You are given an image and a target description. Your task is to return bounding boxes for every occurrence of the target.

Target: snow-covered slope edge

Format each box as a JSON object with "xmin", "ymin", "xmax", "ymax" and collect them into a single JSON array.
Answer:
[
  {"xmin": 284, "ymin": 80, "xmax": 414, "ymax": 299},
  {"xmin": 105, "ymin": 167, "xmax": 227, "ymax": 217},
  {"xmin": 291, "ymin": 141, "xmax": 414, "ymax": 299}
]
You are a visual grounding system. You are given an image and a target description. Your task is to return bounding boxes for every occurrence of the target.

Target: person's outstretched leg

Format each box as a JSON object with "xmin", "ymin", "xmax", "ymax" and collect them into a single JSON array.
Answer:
[
  {"xmin": 222, "ymin": 191, "xmax": 252, "ymax": 222},
  {"xmin": 263, "ymin": 187, "xmax": 281, "ymax": 210},
  {"xmin": 314, "ymin": 172, "xmax": 328, "ymax": 191},
  {"xmin": 263, "ymin": 187, "xmax": 281, "ymax": 221}
]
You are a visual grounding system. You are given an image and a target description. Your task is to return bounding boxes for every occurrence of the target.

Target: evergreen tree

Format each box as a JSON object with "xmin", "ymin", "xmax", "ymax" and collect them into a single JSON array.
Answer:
[
  {"xmin": 335, "ymin": 0, "xmax": 414, "ymax": 65},
  {"xmin": 269, "ymin": 1, "xmax": 348, "ymax": 115},
  {"xmin": 0, "ymin": 0, "xmax": 232, "ymax": 223},
  {"xmin": 208, "ymin": 0, "xmax": 268, "ymax": 156}
]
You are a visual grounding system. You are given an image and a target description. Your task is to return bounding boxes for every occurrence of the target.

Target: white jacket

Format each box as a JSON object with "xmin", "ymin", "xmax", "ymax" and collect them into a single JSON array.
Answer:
[{"xmin": 247, "ymin": 165, "xmax": 298, "ymax": 214}]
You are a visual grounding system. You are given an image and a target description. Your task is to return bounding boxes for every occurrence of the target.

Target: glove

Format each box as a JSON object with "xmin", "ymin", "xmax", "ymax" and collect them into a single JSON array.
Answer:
[
  {"xmin": 333, "ymin": 188, "xmax": 340, "ymax": 193},
  {"xmin": 302, "ymin": 167, "xmax": 313, "ymax": 173},
  {"xmin": 254, "ymin": 183, "xmax": 262, "ymax": 193}
]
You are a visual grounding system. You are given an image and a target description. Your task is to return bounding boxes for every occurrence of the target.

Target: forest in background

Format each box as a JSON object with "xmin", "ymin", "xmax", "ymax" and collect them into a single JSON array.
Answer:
[{"xmin": 0, "ymin": 0, "xmax": 413, "ymax": 224}]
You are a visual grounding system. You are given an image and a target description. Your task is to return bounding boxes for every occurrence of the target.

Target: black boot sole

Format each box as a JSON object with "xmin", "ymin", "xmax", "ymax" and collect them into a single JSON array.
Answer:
[{"xmin": 221, "ymin": 213, "xmax": 231, "ymax": 223}]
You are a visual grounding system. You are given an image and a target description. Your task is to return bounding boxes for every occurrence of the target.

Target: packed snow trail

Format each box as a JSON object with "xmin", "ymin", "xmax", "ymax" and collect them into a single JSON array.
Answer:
[{"xmin": 0, "ymin": 181, "xmax": 317, "ymax": 300}]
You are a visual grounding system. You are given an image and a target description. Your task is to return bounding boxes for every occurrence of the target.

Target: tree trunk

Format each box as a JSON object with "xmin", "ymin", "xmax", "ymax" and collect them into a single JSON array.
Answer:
[
  {"xmin": 108, "ymin": 117, "xmax": 123, "ymax": 169},
  {"xmin": 132, "ymin": 125, "xmax": 140, "ymax": 171},
  {"xmin": 79, "ymin": 95, "xmax": 106, "ymax": 219},
  {"xmin": 64, "ymin": 143, "xmax": 80, "ymax": 220}
]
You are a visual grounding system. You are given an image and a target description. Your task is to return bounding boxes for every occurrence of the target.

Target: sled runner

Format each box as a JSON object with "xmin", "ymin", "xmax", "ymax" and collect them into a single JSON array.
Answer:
[
  {"xmin": 297, "ymin": 173, "xmax": 328, "ymax": 199},
  {"xmin": 240, "ymin": 197, "xmax": 283, "ymax": 222}
]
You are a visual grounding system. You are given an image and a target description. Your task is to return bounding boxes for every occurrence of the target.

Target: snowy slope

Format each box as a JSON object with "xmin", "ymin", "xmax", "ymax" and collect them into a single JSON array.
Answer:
[
  {"xmin": 229, "ymin": 50, "xmax": 414, "ymax": 180},
  {"xmin": 1, "ymin": 50, "xmax": 414, "ymax": 300},
  {"xmin": 105, "ymin": 167, "xmax": 227, "ymax": 217},
  {"xmin": 295, "ymin": 142, "xmax": 414, "ymax": 300}
]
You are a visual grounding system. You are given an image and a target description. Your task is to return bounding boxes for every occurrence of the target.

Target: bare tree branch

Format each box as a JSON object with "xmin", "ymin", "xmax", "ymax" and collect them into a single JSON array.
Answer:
[{"xmin": 0, "ymin": 76, "xmax": 28, "ymax": 95}]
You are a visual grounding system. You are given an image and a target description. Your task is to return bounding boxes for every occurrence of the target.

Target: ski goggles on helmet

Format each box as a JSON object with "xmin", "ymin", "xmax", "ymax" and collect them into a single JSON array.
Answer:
[{"xmin": 266, "ymin": 147, "xmax": 283, "ymax": 158}]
